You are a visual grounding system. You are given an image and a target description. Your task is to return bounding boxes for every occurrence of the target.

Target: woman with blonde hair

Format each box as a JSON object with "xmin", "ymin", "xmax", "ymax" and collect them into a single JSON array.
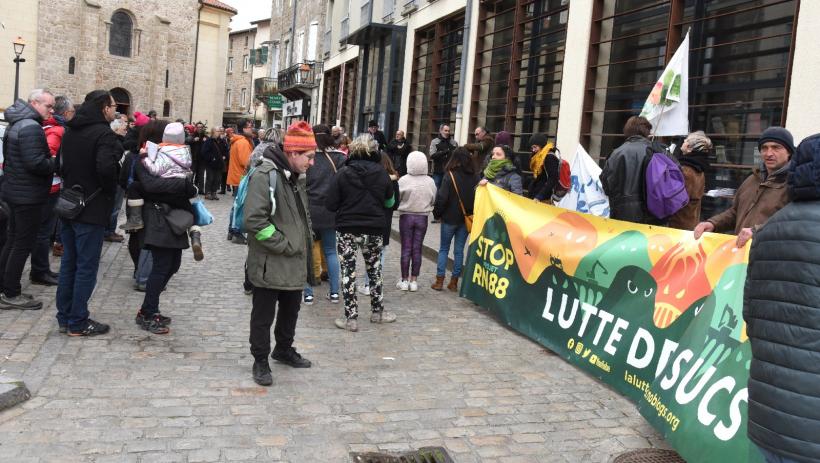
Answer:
[{"xmin": 326, "ymin": 135, "xmax": 397, "ymax": 332}]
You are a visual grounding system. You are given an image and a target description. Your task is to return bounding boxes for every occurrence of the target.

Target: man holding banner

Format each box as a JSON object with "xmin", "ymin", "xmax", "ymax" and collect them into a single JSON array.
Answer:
[
  {"xmin": 744, "ymin": 133, "xmax": 820, "ymax": 463},
  {"xmin": 694, "ymin": 127, "xmax": 794, "ymax": 247}
]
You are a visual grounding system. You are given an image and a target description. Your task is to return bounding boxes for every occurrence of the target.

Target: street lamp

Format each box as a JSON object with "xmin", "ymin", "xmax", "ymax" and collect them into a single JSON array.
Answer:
[
  {"xmin": 299, "ymin": 63, "xmax": 311, "ymax": 83},
  {"xmin": 12, "ymin": 37, "xmax": 26, "ymax": 102}
]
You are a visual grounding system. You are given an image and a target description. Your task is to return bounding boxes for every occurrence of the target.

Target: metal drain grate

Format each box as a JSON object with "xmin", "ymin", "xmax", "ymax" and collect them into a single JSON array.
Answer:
[
  {"xmin": 612, "ymin": 449, "xmax": 687, "ymax": 463},
  {"xmin": 350, "ymin": 446, "xmax": 454, "ymax": 463}
]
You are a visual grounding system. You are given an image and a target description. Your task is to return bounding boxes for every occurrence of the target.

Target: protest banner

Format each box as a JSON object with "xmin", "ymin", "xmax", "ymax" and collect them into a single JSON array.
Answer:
[{"xmin": 462, "ymin": 184, "xmax": 763, "ymax": 463}]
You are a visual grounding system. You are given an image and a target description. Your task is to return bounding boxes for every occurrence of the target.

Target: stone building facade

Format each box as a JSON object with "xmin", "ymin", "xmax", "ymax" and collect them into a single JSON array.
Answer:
[
  {"xmin": 1, "ymin": 0, "xmax": 235, "ymax": 127},
  {"xmin": 269, "ymin": 0, "xmax": 327, "ymax": 125},
  {"xmin": 223, "ymin": 27, "xmax": 256, "ymax": 127}
]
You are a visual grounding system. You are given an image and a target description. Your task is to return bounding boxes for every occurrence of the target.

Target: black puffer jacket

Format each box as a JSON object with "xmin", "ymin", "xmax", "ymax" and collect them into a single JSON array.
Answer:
[
  {"xmin": 326, "ymin": 156, "xmax": 393, "ymax": 236},
  {"xmin": 601, "ymin": 135, "xmax": 663, "ymax": 225},
  {"xmin": 2, "ymin": 99, "xmax": 54, "ymax": 205},
  {"xmin": 306, "ymin": 149, "xmax": 345, "ymax": 231},
  {"xmin": 744, "ymin": 134, "xmax": 820, "ymax": 463}
]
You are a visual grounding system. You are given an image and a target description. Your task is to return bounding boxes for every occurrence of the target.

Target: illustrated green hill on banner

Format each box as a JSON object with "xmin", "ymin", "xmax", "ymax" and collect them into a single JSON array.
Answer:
[{"xmin": 461, "ymin": 185, "xmax": 764, "ymax": 463}]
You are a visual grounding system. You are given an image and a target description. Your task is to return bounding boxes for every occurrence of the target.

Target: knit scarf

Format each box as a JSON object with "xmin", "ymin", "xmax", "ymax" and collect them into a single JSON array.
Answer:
[
  {"xmin": 484, "ymin": 159, "xmax": 514, "ymax": 180},
  {"xmin": 529, "ymin": 142, "xmax": 554, "ymax": 179}
]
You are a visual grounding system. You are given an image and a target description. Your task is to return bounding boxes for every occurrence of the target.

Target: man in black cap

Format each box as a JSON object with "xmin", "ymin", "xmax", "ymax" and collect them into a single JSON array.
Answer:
[
  {"xmin": 694, "ymin": 126, "xmax": 795, "ymax": 247},
  {"xmin": 367, "ymin": 120, "xmax": 387, "ymax": 152}
]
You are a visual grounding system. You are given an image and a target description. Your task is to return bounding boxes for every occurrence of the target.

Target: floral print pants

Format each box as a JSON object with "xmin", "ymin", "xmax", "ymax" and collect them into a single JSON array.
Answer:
[{"xmin": 337, "ymin": 232, "xmax": 384, "ymax": 320}]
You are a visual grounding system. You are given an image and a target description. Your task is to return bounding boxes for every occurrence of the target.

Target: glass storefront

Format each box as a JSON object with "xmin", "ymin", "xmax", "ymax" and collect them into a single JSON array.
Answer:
[
  {"xmin": 470, "ymin": 0, "xmax": 570, "ymax": 160},
  {"xmin": 582, "ymin": 0, "xmax": 798, "ymax": 219}
]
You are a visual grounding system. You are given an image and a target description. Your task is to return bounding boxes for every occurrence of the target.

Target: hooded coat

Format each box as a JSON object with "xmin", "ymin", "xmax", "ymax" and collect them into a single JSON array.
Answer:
[
  {"xmin": 2, "ymin": 99, "xmax": 54, "ymax": 205},
  {"xmin": 743, "ymin": 133, "xmax": 820, "ymax": 463},
  {"xmin": 305, "ymin": 149, "xmax": 345, "ymax": 231},
  {"xmin": 326, "ymin": 154, "xmax": 394, "ymax": 236},
  {"xmin": 245, "ymin": 145, "xmax": 316, "ymax": 290},
  {"xmin": 59, "ymin": 101, "xmax": 121, "ymax": 225},
  {"xmin": 226, "ymin": 134, "xmax": 254, "ymax": 186},
  {"xmin": 398, "ymin": 151, "xmax": 437, "ymax": 214}
]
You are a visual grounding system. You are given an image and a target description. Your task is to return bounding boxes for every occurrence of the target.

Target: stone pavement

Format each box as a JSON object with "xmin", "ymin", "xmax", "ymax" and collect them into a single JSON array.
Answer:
[{"xmin": 0, "ymin": 196, "xmax": 669, "ymax": 462}]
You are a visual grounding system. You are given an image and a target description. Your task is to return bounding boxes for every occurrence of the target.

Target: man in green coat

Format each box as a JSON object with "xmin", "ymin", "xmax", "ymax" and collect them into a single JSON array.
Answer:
[{"xmin": 246, "ymin": 122, "xmax": 317, "ymax": 386}]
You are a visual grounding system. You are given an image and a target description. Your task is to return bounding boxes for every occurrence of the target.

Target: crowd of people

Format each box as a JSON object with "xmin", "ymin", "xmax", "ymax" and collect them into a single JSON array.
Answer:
[{"xmin": 2, "ymin": 88, "xmax": 819, "ymax": 463}]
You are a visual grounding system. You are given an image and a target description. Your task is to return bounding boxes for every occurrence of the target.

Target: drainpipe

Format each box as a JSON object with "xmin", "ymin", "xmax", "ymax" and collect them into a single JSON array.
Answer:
[
  {"xmin": 454, "ymin": 0, "xmax": 472, "ymax": 142},
  {"xmin": 190, "ymin": 2, "xmax": 203, "ymax": 122}
]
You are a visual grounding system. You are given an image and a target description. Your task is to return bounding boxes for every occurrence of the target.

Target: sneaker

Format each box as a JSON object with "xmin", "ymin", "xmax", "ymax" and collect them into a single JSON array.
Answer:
[
  {"xmin": 134, "ymin": 283, "xmax": 146, "ymax": 292},
  {"xmin": 396, "ymin": 280, "xmax": 409, "ymax": 291},
  {"xmin": 409, "ymin": 281, "xmax": 418, "ymax": 292},
  {"xmin": 271, "ymin": 347, "xmax": 312, "ymax": 368},
  {"xmin": 138, "ymin": 314, "xmax": 170, "ymax": 335},
  {"xmin": 326, "ymin": 293, "xmax": 339, "ymax": 303},
  {"xmin": 303, "ymin": 294, "xmax": 314, "ymax": 305},
  {"xmin": 244, "ymin": 288, "xmax": 253, "ymax": 296},
  {"xmin": 334, "ymin": 317, "xmax": 358, "ymax": 332},
  {"xmin": 252, "ymin": 360, "xmax": 273, "ymax": 386},
  {"xmin": 67, "ymin": 319, "xmax": 110, "ymax": 337},
  {"xmin": 370, "ymin": 311, "xmax": 397, "ymax": 324},
  {"xmin": 58, "ymin": 323, "xmax": 67, "ymax": 334},
  {"xmin": 0, "ymin": 294, "xmax": 43, "ymax": 310},
  {"xmin": 357, "ymin": 284, "xmax": 370, "ymax": 295},
  {"xmin": 104, "ymin": 233, "xmax": 125, "ymax": 242},
  {"xmin": 232, "ymin": 234, "xmax": 247, "ymax": 245},
  {"xmin": 135, "ymin": 310, "xmax": 171, "ymax": 327}
]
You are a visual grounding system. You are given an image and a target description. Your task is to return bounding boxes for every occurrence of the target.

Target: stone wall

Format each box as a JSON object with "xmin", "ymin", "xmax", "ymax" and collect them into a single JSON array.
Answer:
[
  {"xmin": 36, "ymin": 0, "xmax": 199, "ymax": 120},
  {"xmin": 223, "ymin": 28, "xmax": 256, "ymax": 120}
]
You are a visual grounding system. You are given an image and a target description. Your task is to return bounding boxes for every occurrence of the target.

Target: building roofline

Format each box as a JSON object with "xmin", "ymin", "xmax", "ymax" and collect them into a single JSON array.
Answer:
[
  {"xmin": 229, "ymin": 26, "xmax": 257, "ymax": 36},
  {"xmin": 199, "ymin": 0, "xmax": 237, "ymax": 14},
  {"xmin": 250, "ymin": 18, "xmax": 271, "ymax": 25}
]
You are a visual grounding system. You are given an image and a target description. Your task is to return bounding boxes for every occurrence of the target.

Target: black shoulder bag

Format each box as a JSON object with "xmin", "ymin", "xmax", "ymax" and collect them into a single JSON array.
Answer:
[{"xmin": 55, "ymin": 185, "xmax": 102, "ymax": 220}]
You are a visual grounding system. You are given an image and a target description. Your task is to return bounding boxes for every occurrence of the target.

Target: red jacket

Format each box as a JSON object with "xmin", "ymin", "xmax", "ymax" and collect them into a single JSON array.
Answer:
[{"xmin": 42, "ymin": 117, "xmax": 64, "ymax": 194}]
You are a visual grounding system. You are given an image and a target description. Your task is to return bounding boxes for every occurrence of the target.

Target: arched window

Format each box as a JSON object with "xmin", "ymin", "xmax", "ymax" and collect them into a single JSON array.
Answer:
[
  {"xmin": 68, "ymin": 57, "xmax": 75, "ymax": 74},
  {"xmin": 163, "ymin": 100, "xmax": 171, "ymax": 118},
  {"xmin": 109, "ymin": 11, "xmax": 133, "ymax": 57}
]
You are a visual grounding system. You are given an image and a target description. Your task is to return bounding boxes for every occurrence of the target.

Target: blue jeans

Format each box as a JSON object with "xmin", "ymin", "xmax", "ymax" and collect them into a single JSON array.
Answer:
[
  {"xmin": 436, "ymin": 222, "xmax": 468, "ymax": 278},
  {"xmin": 135, "ymin": 249, "xmax": 153, "ymax": 286},
  {"xmin": 304, "ymin": 228, "xmax": 340, "ymax": 296},
  {"xmin": 56, "ymin": 221, "xmax": 105, "ymax": 330},
  {"xmin": 105, "ymin": 186, "xmax": 125, "ymax": 235},
  {"xmin": 757, "ymin": 446, "xmax": 802, "ymax": 463},
  {"xmin": 432, "ymin": 173, "xmax": 444, "ymax": 189}
]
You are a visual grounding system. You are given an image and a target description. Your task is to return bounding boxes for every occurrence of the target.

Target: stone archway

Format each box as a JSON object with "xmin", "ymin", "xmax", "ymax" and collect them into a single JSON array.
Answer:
[{"xmin": 110, "ymin": 87, "xmax": 131, "ymax": 115}]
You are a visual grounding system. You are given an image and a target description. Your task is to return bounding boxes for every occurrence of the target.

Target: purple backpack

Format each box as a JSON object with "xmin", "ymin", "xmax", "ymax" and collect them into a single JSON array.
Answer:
[{"xmin": 645, "ymin": 153, "xmax": 689, "ymax": 220}]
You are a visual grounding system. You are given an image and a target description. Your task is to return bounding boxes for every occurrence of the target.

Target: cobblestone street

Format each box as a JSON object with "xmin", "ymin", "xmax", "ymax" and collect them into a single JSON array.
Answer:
[{"xmin": 0, "ymin": 198, "xmax": 668, "ymax": 462}]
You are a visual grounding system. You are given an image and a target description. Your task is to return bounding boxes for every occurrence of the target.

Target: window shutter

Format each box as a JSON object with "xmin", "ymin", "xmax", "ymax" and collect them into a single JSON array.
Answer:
[
  {"xmin": 261, "ymin": 46, "xmax": 268, "ymax": 64},
  {"xmin": 249, "ymin": 52, "xmax": 256, "ymax": 65}
]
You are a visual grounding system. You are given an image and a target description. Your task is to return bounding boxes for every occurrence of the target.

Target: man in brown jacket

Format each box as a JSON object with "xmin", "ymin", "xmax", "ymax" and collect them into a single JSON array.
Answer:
[
  {"xmin": 464, "ymin": 126, "xmax": 494, "ymax": 170},
  {"xmin": 693, "ymin": 127, "xmax": 794, "ymax": 247}
]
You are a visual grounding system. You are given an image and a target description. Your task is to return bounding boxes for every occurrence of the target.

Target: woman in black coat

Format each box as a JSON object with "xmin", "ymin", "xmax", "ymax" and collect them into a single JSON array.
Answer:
[{"xmin": 432, "ymin": 147, "xmax": 479, "ymax": 291}]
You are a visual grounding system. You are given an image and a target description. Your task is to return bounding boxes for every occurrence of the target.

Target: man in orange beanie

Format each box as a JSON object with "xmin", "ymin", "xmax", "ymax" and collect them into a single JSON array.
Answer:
[{"xmin": 245, "ymin": 120, "xmax": 318, "ymax": 386}]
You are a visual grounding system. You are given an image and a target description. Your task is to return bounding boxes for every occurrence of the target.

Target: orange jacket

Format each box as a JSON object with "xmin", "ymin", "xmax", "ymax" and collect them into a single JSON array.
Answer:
[{"xmin": 227, "ymin": 134, "xmax": 254, "ymax": 186}]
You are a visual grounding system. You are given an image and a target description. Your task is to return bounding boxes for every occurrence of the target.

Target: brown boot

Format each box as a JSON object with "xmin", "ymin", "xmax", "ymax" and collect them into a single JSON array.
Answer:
[
  {"xmin": 447, "ymin": 276, "xmax": 459, "ymax": 292},
  {"xmin": 431, "ymin": 275, "xmax": 445, "ymax": 291}
]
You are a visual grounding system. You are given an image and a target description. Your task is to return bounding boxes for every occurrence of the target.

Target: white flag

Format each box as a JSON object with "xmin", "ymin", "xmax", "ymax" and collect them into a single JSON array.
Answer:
[
  {"xmin": 557, "ymin": 145, "xmax": 610, "ymax": 217},
  {"xmin": 639, "ymin": 31, "xmax": 690, "ymax": 136}
]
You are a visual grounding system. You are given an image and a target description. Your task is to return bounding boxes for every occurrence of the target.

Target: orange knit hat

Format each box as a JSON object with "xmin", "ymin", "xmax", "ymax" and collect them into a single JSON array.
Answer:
[{"xmin": 283, "ymin": 121, "xmax": 317, "ymax": 153}]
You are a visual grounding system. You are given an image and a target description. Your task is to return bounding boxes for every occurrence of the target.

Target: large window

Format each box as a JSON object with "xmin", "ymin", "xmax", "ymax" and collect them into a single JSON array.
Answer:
[
  {"xmin": 243, "ymin": 55, "xmax": 250, "ymax": 72},
  {"xmin": 225, "ymin": 89, "xmax": 232, "ymax": 108},
  {"xmin": 109, "ymin": 10, "xmax": 133, "ymax": 57},
  {"xmin": 471, "ymin": 0, "xmax": 570, "ymax": 157},
  {"xmin": 582, "ymin": 0, "xmax": 798, "ymax": 218},
  {"xmin": 406, "ymin": 13, "xmax": 464, "ymax": 153},
  {"xmin": 241, "ymin": 88, "xmax": 248, "ymax": 108}
]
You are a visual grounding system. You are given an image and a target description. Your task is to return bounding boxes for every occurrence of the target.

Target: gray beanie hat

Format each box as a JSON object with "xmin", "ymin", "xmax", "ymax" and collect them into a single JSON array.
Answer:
[{"xmin": 163, "ymin": 122, "xmax": 185, "ymax": 144}]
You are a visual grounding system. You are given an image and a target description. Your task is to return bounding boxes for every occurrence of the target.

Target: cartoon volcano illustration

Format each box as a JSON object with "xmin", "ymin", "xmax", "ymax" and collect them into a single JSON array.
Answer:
[{"xmin": 649, "ymin": 241, "xmax": 712, "ymax": 328}]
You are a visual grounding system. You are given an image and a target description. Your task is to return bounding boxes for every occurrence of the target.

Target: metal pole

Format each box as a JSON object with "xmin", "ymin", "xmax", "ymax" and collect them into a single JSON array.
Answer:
[{"xmin": 13, "ymin": 57, "xmax": 21, "ymax": 102}]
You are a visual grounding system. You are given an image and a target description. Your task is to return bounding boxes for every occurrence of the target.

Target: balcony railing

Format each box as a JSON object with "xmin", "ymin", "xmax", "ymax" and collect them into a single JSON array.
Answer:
[
  {"xmin": 254, "ymin": 77, "xmax": 278, "ymax": 100},
  {"xmin": 277, "ymin": 61, "xmax": 323, "ymax": 100}
]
